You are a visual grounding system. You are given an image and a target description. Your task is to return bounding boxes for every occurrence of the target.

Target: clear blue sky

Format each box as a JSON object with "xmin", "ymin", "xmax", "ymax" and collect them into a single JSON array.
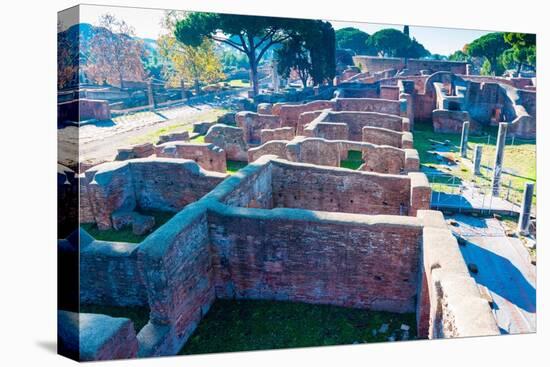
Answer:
[{"xmin": 74, "ymin": 4, "xmax": 492, "ymax": 56}]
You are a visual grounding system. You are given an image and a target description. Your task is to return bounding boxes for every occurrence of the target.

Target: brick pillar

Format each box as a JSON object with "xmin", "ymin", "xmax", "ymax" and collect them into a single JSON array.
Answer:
[
  {"xmin": 460, "ymin": 121, "xmax": 470, "ymax": 158},
  {"xmin": 517, "ymin": 182, "xmax": 535, "ymax": 235},
  {"xmin": 473, "ymin": 145, "xmax": 483, "ymax": 175},
  {"xmin": 491, "ymin": 122, "xmax": 507, "ymax": 195}
]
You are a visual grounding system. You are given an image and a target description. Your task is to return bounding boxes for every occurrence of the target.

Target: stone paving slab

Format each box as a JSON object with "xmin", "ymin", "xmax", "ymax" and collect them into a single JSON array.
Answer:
[{"xmin": 447, "ymin": 214, "xmax": 536, "ymax": 334}]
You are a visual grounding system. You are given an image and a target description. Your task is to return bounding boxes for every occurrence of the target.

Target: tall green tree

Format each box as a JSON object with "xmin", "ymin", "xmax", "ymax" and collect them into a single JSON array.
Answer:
[
  {"xmin": 465, "ymin": 32, "xmax": 508, "ymax": 75},
  {"xmin": 449, "ymin": 50, "xmax": 468, "ymax": 61},
  {"xmin": 366, "ymin": 29, "xmax": 429, "ymax": 58},
  {"xmin": 503, "ymin": 32, "xmax": 536, "ymax": 74},
  {"xmin": 175, "ymin": 13, "xmax": 314, "ymax": 96},
  {"xmin": 335, "ymin": 27, "xmax": 370, "ymax": 55},
  {"xmin": 276, "ymin": 37, "xmax": 311, "ymax": 87}
]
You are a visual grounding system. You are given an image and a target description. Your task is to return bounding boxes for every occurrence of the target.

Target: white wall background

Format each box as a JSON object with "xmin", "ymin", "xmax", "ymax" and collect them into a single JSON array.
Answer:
[{"xmin": 0, "ymin": 0, "xmax": 546, "ymax": 366}]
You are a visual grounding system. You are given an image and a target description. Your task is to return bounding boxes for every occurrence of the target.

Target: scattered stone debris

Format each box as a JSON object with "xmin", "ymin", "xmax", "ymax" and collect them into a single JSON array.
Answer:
[
  {"xmin": 468, "ymin": 263, "xmax": 479, "ymax": 274},
  {"xmin": 493, "ymin": 214, "xmax": 502, "ymax": 221},
  {"xmin": 448, "ymin": 219, "xmax": 459, "ymax": 227},
  {"xmin": 400, "ymin": 324, "xmax": 410, "ymax": 331}
]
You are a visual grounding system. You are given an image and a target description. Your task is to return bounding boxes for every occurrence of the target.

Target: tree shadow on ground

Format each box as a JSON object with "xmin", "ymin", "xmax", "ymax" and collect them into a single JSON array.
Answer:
[{"xmin": 460, "ymin": 242, "xmax": 536, "ymax": 313}]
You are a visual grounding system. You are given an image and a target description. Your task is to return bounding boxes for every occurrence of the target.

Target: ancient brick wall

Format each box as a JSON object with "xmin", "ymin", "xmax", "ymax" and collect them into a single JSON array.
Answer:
[
  {"xmin": 215, "ymin": 160, "xmax": 273, "ymax": 209},
  {"xmin": 248, "ymin": 141, "xmax": 288, "ymax": 164},
  {"xmin": 304, "ymin": 119, "xmax": 349, "ymax": 140},
  {"xmin": 271, "ymin": 160, "xmax": 412, "ymax": 215},
  {"xmin": 81, "ymin": 159, "xmax": 226, "ymax": 229},
  {"xmin": 278, "ymin": 100, "xmax": 335, "ymax": 130},
  {"xmin": 335, "ymin": 98, "xmax": 402, "ymax": 116},
  {"xmin": 236, "ymin": 111, "xmax": 281, "ymax": 145},
  {"xmin": 204, "ymin": 124, "xmax": 248, "ymax": 161},
  {"xmin": 155, "ymin": 142, "xmax": 227, "ymax": 172},
  {"xmin": 362, "ymin": 126, "xmax": 413, "ymax": 148},
  {"xmin": 137, "ymin": 207, "xmax": 216, "ymax": 356},
  {"xmin": 310, "ymin": 111, "xmax": 407, "ymax": 141},
  {"xmin": 380, "ymin": 85, "xmax": 400, "ymax": 100},
  {"xmin": 297, "ymin": 110, "xmax": 325, "ymax": 134},
  {"xmin": 260, "ymin": 127, "xmax": 295, "ymax": 144},
  {"xmin": 129, "ymin": 159, "xmax": 226, "ymax": 212},
  {"xmin": 208, "ymin": 207, "xmax": 422, "ymax": 312},
  {"xmin": 432, "ymin": 109, "xmax": 481, "ymax": 134},
  {"xmin": 80, "ymin": 240, "xmax": 148, "ymax": 307},
  {"xmin": 59, "ymin": 311, "xmax": 139, "ymax": 361}
]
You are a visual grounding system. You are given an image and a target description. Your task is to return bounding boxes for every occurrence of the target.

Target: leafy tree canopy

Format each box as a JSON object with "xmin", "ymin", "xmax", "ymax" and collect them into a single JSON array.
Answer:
[
  {"xmin": 335, "ymin": 27, "xmax": 370, "ymax": 55},
  {"xmin": 366, "ymin": 29, "xmax": 429, "ymax": 58}
]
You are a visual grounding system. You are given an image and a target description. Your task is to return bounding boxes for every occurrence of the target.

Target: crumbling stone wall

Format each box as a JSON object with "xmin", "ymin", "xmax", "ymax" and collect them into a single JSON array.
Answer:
[
  {"xmin": 278, "ymin": 100, "xmax": 335, "ymax": 130},
  {"xmin": 335, "ymin": 97, "xmax": 402, "ymax": 116},
  {"xmin": 270, "ymin": 159, "xmax": 416, "ymax": 215},
  {"xmin": 362, "ymin": 126, "xmax": 413, "ymax": 148},
  {"xmin": 58, "ymin": 311, "xmax": 138, "ymax": 361},
  {"xmin": 208, "ymin": 207, "xmax": 422, "ymax": 313},
  {"xmin": 236, "ymin": 111, "xmax": 281, "ymax": 145},
  {"xmin": 80, "ymin": 240, "xmax": 148, "ymax": 307},
  {"xmin": 248, "ymin": 137, "xmax": 420, "ymax": 174},
  {"xmin": 81, "ymin": 158, "xmax": 226, "ymax": 229},
  {"xmin": 305, "ymin": 110, "xmax": 408, "ymax": 141},
  {"xmin": 205, "ymin": 124, "xmax": 248, "ymax": 161},
  {"xmin": 137, "ymin": 207, "xmax": 216, "ymax": 357},
  {"xmin": 155, "ymin": 142, "xmax": 226, "ymax": 173},
  {"xmin": 260, "ymin": 127, "xmax": 294, "ymax": 144},
  {"xmin": 432, "ymin": 109, "xmax": 481, "ymax": 134}
]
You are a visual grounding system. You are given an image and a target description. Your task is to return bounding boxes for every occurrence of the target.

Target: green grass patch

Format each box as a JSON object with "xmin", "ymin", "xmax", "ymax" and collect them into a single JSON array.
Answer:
[
  {"xmin": 227, "ymin": 160, "xmax": 248, "ymax": 174},
  {"xmin": 190, "ymin": 134, "xmax": 206, "ymax": 143},
  {"xmin": 80, "ymin": 304, "xmax": 150, "ymax": 332},
  {"xmin": 340, "ymin": 150, "xmax": 364, "ymax": 170},
  {"xmin": 413, "ymin": 121, "xmax": 536, "ymax": 205},
  {"xmin": 80, "ymin": 210, "xmax": 176, "ymax": 243},
  {"xmin": 179, "ymin": 299, "xmax": 416, "ymax": 355},
  {"xmin": 128, "ymin": 108, "xmax": 228, "ymax": 145}
]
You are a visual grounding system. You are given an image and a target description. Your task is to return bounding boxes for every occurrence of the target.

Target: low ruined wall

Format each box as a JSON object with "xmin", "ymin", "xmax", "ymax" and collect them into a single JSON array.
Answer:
[
  {"xmin": 432, "ymin": 109, "xmax": 481, "ymax": 134},
  {"xmin": 80, "ymin": 240, "xmax": 148, "ymax": 307},
  {"xmin": 81, "ymin": 158, "xmax": 226, "ymax": 229},
  {"xmin": 260, "ymin": 127, "xmax": 295, "ymax": 144},
  {"xmin": 271, "ymin": 159, "xmax": 415, "ymax": 215},
  {"xmin": 205, "ymin": 124, "xmax": 248, "ymax": 161},
  {"xmin": 137, "ymin": 205, "xmax": 216, "ymax": 357},
  {"xmin": 306, "ymin": 110, "xmax": 408, "ymax": 142},
  {"xmin": 249, "ymin": 137, "xmax": 419, "ymax": 174},
  {"xmin": 278, "ymin": 100, "xmax": 335, "ymax": 130},
  {"xmin": 417, "ymin": 211, "xmax": 500, "ymax": 338},
  {"xmin": 155, "ymin": 142, "xmax": 226, "ymax": 173},
  {"xmin": 353, "ymin": 56, "xmax": 466, "ymax": 75},
  {"xmin": 380, "ymin": 85, "xmax": 400, "ymax": 100},
  {"xmin": 236, "ymin": 111, "xmax": 281, "ymax": 145},
  {"xmin": 209, "ymin": 207, "xmax": 423, "ymax": 313},
  {"xmin": 362, "ymin": 126, "xmax": 413, "ymax": 148},
  {"xmin": 297, "ymin": 110, "xmax": 324, "ymax": 134},
  {"xmin": 59, "ymin": 311, "xmax": 138, "ymax": 361},
  {"xmin": 335, "ymin": 97, "xmax": 402, "ymax": 116}
]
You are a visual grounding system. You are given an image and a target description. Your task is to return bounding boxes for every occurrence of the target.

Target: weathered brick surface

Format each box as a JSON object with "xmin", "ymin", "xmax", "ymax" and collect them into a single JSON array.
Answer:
[
  {"xmin": 271, "ymin": 160, "xmax": 412, "ymax": 215},
  {"xmin": 297, "ymin": 110, "xmax": 324, "ymax": 134},
  {"xmin": 81, "ymin": 159, "xmax": 226, "ymax": 229},
  {"xmin": 335, "ymin": 97, "xmax": 401, "ymax": 116},
  {"xmin": 260, "ymin": 127, "xmax": 294, "ymax": 144},
  {"xmin": 236, "ymin": 111, "xmax": 281, "ymax": 145},
  {"xmin": 362, "ymin": 126, "xmax": 413, "ymax": 148},
  {"xmin": 278, "ymin": 100, "xmax": 335, "ymax": 129},
  {"xmin": 248, "ymin": 141, "xmax": 288, "ymax": 163},
  {"xmin": 432, "ymin": 109, "xmax": 481, "ymax": 134},
  {"xmin": 137, "ymin": 208, "xmax": 216, "ymax": 355},
  {"xmin": 58, "ymin": 311, "xmax": 139, "ymax": 361},
  {"xmin": 380, "ymin": 85, "xmax": 400, "ymax": 100},
  {"xmin": 80, "ymin": 240, "xmax": 148, "ymax": 306},
  {"xmin": 208, "ymin": 208, "xmax": 422, "ymax": 312},
  {"xmin": 306, "ymin": 111, "xmax": 407, "ymax": 142},
  {"xmin": 155, "ymin": 142, "xmax": 227, "ymax": 173},
  {"xmin": 204, "ymin": 124, "xmax": 248, "ymax": 161}
]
